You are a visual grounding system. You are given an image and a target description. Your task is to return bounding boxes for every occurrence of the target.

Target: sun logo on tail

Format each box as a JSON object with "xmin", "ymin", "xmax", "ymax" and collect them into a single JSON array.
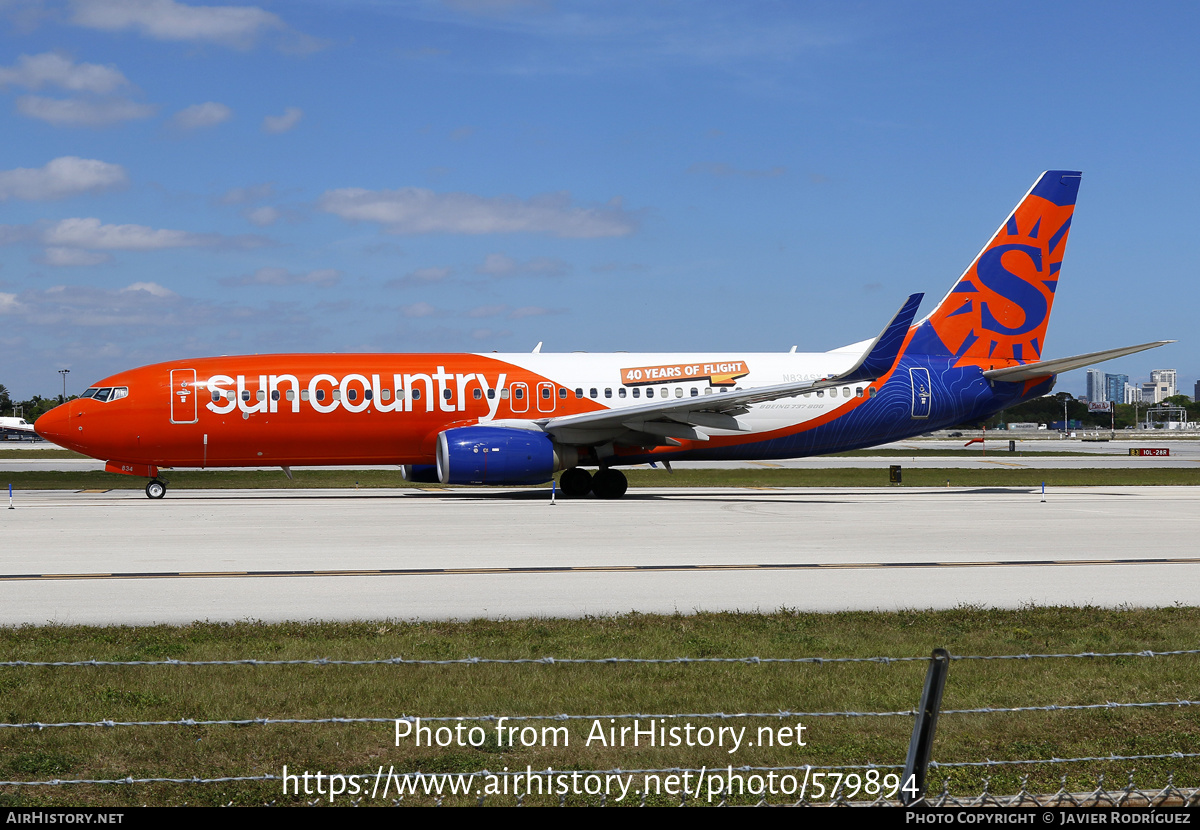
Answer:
[{"xmin": 920, "ymin": 173, "xmax": 1079, "ymax": 369}]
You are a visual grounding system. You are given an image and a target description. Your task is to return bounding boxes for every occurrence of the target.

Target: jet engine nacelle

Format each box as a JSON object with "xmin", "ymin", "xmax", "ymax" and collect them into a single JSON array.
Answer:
[{"xmin": 436, "ymin": 426, "xmax": 577, "ymax": 485}]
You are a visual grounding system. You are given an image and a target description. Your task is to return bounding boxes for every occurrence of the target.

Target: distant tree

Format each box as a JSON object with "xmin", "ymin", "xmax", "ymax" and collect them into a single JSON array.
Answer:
[{"xmin": 0, "ymin": 384, "xmax": 11, "ymax": 416}]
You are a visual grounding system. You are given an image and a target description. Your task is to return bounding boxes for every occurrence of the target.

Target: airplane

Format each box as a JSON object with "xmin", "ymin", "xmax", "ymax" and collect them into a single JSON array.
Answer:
[
  {"xmin": 34, "ymin": 170, "xmax": 1169, "ymax": 500},
  {"xmin": 0, "ymin": 416, "xmax": 39, "ymax": 438}
]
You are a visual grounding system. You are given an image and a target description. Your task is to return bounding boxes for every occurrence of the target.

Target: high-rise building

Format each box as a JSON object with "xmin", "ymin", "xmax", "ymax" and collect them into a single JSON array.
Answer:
[
  {"xmin": 1106, "ymin": 373, "xmax": 1128, "ymax": 403},
  {"xmin": 1148, "ymin": 369, "xmax": 1176, "ymax": 402},
  {"xmin": 1125, "ymin": 383, "xmax": 1143, "ymax": 404},
  {"xmin": 1086, "ymin": 369, "xmax": 1106, "ymax": 402}
]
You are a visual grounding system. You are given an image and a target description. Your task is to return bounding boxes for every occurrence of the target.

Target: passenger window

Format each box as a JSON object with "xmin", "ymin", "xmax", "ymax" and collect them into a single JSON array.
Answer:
[
  {"xmin": 604, "ymin": 388, "xmax": 612, "ymax": 398},
  {"xmin": 271, "ymin": 390, "xmax": 280, "ymax": 402},
  {"xmin": 316, "ymin": 390, "xmax": 325, "ymax": 402},
  {"xmin": 348, "ymin": 389, "xmax": 358, "ymax": 402},
  {"xmin": 816, "ymin": 390, "xmax": 824, "ymax": 398},
  {"xmin": 575, "ymin": 388, "xmax": 583, "ymax": 398},
  {"xmin": 514, "ymin": 387, "xmax": 524, "ymax": 400},
  {"xmin": 443, "ymin": 389, "xmax": 452, "ymax": 400},
  {"xmin": 633, "ymin": 388, "xmax": 641, "ymax": 398},
  {"xmin": 590, "ymin": 388, "xmax": 598, "ymax": 398},
  {"xmin": 646, "ymin": 388, "xmax": 655, "ymax": 398},
  {"xmin": 412, "ymin": 389, "xmax": 422, "ymax": 400},
  {"xmin": 675, "ymin": 388, "xmax": 683, "ymax": 398},
  {"xmin": 333, "ymin": 390, "xmax": 342, "ymax": 401},
  {"xmin": 618, "ymin": 388, "xmax": 626, "ymax": 398},
  {"xmin": 500, "ymin": 389, "xmax": 508, "ymax": 399},
  {"xmin": 257, "ymin": 390, "xmax": 266, "ymax": 401},
  {"xmin": 690, "ymin": 388, "xmax": 698, "ymax": 397},
  {"xmin": 843, "ymin": 387, "xmax": 850, "ymax": 398},
  {"xmin": 704, "ymin": 388, "xmax": 713, "ymax": 395},
  {"xmin": 301, "ymin": 390, "xmax": 310, "ymax": 401},
  {"xmin": 559, "ymin": 387, "xmax": 567, "ymax": 398},
  {"xmin": 541, "ymin": 387, "xmax": 551, "ymax": 399},
  {"xmin": 211, "ymin": 391, "xmax": 221, "ymax": 403},
  {"xmin": 397, "ymin": 389, "xmax": 406, "ymax": 399},
  {"xmin": 241, "ymin": 390, "xmax": 250, "ymax": 402},
  {"xmin": 365, "ymin": 389, "xmax": 373, "ymax": 400},
  {"xmin": 287, "ymin": 390, "xmax": 296, "ymax": 401},
  {"xmin": 486, "ymin": 389, "xmax": 494, "ymax": 399},
  {"xmin": 869, "ymin": 387, "xmax": 877, "ymax": 398},
  {"xmin": 856, "ymin": 387, "xmax": 864, "ymax": 397},
  {"xmin": 473, "ymin": 388, "xmax": 483, "ymax": 400},
  {"xmin": 380, "ymin": 389, "xmax": 389, "ymax": 401}
]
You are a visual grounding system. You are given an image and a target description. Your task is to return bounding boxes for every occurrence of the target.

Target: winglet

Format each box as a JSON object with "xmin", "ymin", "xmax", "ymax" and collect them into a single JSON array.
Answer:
[{"xmin": 834, "ymin": 293, "xmax": 924, "ymax": 384}]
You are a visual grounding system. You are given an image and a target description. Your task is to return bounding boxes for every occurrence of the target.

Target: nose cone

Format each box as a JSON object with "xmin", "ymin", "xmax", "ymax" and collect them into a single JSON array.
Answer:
[{"xmin": 35, "ymin": 403, "xmax": 72, "ymax": 447}]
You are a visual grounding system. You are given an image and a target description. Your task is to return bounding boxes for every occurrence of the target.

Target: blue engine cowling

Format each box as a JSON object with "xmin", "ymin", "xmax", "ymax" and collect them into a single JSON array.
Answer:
[
  {"xmin": 436, "ymin": 426, "xmax": 576, "ymax": 485},
  {"xmin": 400, "ymin": 464, "xmax": 440, "ymax": 483}
]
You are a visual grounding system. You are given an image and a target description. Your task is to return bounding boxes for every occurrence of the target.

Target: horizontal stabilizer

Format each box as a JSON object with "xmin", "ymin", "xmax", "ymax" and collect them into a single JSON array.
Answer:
[{"xmin": 982, "ymin": 341, "xmax": 1174, "ymax": 383}]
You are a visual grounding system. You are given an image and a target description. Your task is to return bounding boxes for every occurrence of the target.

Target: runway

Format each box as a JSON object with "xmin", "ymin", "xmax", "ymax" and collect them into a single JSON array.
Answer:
[{"xmin": 2, "ymin": 485, "xmax": 1198, "ymax": 625}]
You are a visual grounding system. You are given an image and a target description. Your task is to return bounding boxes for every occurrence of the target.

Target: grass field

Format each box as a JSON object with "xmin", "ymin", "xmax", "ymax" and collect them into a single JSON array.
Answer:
[{"xmin": 1, "ymin": 608, "xmax": 1199, "ymax": 806}]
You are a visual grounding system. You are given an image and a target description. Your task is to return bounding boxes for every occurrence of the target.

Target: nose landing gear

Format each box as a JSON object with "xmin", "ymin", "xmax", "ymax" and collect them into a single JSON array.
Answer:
[{"xmin": 145, "ymin": 478, "xmax": 168, "ymax": 499}]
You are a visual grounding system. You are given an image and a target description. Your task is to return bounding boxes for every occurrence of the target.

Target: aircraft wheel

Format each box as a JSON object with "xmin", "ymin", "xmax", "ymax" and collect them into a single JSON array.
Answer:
[
  {"xmin": 145, "ymin": 479, "xmax": 167, "ymax": 499},
  {"xmin": 591, "ymin": 468, "xmax": 628, "ymax": 500},
  {"xmin": 559, "ymin": 467, "xmax": 593, "ymax": 498}
]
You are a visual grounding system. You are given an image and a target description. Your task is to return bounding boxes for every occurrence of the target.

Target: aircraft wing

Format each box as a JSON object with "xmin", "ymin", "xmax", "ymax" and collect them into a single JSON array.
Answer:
[
  {"xmin": 538, "ymin": 293, "xmax": 923, "ymax": 446},
  {"xmin": 981, "ymin": 341, "xmax": 1174, "ymax": 383}
]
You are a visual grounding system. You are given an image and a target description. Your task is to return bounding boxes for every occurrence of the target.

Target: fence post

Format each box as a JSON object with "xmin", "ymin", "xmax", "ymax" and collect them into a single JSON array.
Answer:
[{"xmin": 901, "ymin": 648, "xmax": 950, "ymax": 805}]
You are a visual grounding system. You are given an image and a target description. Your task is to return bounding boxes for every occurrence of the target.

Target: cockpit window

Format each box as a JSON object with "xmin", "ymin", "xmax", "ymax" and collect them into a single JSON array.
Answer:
[{"xmin": 85, "ymin": 386, "xmax": 128, "ymax": 403}]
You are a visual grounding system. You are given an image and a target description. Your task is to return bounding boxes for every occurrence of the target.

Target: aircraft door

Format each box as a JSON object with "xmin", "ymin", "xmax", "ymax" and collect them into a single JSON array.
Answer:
[
  {"xmin": 170, "ymin": 368, "xmax": 198, "ymax": 424},
  {"xmin": 510, "ymin": 382, "xmax": 529, "ymax": 413},
  {"xmin": 909, "ymin": 367, "xmax": 931, "ymax": 419},
  {"xmin": 536, "ymin": 382, "xmax": 556, "ymax": 413}
]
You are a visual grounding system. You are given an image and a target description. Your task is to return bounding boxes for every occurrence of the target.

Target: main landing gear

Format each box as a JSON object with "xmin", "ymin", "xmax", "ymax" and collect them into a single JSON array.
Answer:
[
  {"xmin": 559, "ymin": 467, "xmax": 628, "ymax": 499},
  {"xmin": 145, "ymin": 478, "xmax": 168, "ymax": 499}
]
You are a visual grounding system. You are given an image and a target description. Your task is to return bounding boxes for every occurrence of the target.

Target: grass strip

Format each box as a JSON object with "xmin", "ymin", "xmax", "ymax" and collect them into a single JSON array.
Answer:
[{"xmin": 1, "ymin": 607, "xmax": 1199, "ymax": 806}]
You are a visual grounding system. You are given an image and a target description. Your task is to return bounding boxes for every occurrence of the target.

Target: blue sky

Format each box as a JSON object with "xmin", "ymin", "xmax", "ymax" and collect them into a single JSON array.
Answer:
[{"xmin": 1, "ymin": 1, "xmax": 1196, "ymax": 399}]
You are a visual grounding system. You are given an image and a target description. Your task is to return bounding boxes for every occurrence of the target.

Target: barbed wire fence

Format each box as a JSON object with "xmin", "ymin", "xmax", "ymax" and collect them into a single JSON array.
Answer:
[{"xmin": 2, "ymin": 648, "xmax": 1200, "ymax": 806}]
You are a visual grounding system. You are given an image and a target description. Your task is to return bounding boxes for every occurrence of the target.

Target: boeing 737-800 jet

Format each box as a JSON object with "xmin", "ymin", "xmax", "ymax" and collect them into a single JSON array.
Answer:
[{"xmin": 35, "ymin": 171, "xmax": 1168, "ymax": 499}]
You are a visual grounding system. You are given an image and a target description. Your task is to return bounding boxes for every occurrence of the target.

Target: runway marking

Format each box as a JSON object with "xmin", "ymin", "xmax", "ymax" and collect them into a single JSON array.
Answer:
[
  {"xmin": 4, "ymin": 556, "xmax": 1200, "ymax": 582},
  {"xmin": 979, "ymin": 460, "xmax": 1027, "ymax": 467}
]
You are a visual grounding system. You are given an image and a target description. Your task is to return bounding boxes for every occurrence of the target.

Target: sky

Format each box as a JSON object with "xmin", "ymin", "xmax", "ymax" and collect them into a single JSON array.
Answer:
[{"xmin": 1, "ymin": 1, "xmax": 1197, "ymax": 399}]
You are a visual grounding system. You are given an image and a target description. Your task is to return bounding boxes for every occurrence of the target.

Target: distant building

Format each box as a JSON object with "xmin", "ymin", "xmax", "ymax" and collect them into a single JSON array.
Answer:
[
  {"xmin": 1125, "ymin": 383, "xmax": 1142, "ymax": 404},
  {"xmin": 1195, "ymin": 380, "xmax": 1200, "ymax": 402},
  {"xmin": 1106, "ymin": 373, "xmax": 1128, "ymax": 404},
  {"xmin": 1150, "ymin": 369, "xmax": 1177, "ymax": 399},
  {"xmin": 1086, "ymin": 369, "xmax": 1106, "ymax": 402}
]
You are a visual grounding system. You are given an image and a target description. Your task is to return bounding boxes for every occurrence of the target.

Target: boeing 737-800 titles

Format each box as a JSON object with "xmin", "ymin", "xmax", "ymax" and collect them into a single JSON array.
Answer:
[{"xmin": 35, "ymin": 171, "xmax": 1169, "ymax": 499}]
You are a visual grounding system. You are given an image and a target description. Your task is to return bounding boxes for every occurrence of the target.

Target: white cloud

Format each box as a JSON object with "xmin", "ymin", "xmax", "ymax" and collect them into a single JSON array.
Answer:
[
  {"xmin": 68, "ymin": 0, "xmax": 285, "ymax": 48},
  {"xmin": 467, "ymin": 304, "xmax": 508, "ymax": 318},
  {"xmin": 170, "ymin": 101, "xmax": 232, "ymax": 131},
  {"xmin": 318, "ymin": 187, "xmax": 637, "ymax": 237},
  {"xmin": 40, "ymin": 217, "xmax": 262, "ymax": 251},
  {"xmin": 0, "ymin": 52, "xmax": 129, "ymax": 94},
  {"xmin": 39, "ymin": 247, "xmax": 114, "ymax": 267},
  {"xmin": 121, "ymin": 281, "xmax": 176, "ymax": 297},
  {"xmin": 0, "ymin": 157, "xmax": 128, "ymax": 201},
  {"xmin": 0, "ymin": 293, "xmax": 25, "ymax": 314},
  {"xmin": 16, "ymin": 95, "xmax": 155, "ymax": 126},
  {"xmin": 221, "ymin": 267, "xmax": 340, "ymax": 287},
  {"xmin": 476, "ymin": 253, "xmax": 569, "ymax": 277},
  {"xmin": 262, "ymin": 106, "xmax": 302, "ymax": 133},
  {"xmin": 245, "ymin": 206, "xmax": 279, "ymax": 226}
]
